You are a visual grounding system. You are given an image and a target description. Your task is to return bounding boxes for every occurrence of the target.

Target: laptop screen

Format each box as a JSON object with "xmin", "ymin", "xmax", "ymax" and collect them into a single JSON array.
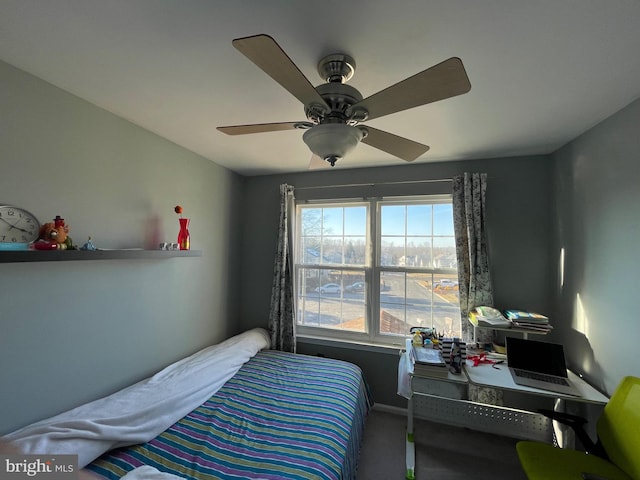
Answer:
[{"xmin": 506, "ymin": 337, "xmax": 569, "ymax": 378}]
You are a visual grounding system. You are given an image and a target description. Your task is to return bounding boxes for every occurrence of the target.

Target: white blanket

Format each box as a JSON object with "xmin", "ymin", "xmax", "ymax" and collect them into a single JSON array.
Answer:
[
  {"xmin": 120, "ymin": 466, "xmax": 186, "ymax": 480},
  {"xmin": 2, "ymin": 328, "xmax": 270, "ymax": 468}
]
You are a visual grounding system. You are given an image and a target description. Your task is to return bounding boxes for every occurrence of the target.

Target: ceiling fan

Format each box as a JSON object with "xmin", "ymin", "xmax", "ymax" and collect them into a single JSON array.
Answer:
[{"xmin": 217, "ymin": 34, "xmax": 471, "ymax": 168}]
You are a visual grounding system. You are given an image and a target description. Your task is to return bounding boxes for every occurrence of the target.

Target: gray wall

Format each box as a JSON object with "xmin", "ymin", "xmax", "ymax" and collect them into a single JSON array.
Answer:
[
  {"xmin": 0, "ymin": 60, "xmax": 244, "ymax": 434},
  {"xmin": 239, "ymin": 155, "xmax": 555, "ymax": 407},
  {"xmin": 3, "ymin": 50, "xmax": 638, "ymax": 435},
  {"xmin": 240, "ymin": 98, "xmax": 640, "ymax": 407},
  {"xmin": 552, "ymin": 97, "xmax": 640, "ymax": 395}
]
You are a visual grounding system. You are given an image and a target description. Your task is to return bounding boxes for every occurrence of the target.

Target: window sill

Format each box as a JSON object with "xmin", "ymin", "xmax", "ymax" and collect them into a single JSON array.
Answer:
[{"xmin": 296, "ymin": 334, "xmax": 404, "ymax": 355}]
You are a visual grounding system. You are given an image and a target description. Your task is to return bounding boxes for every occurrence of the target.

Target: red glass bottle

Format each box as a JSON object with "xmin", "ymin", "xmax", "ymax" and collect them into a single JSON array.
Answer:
[{"xmin": 177, "ymin": 218, "xmax": 190, "ymax": 250}]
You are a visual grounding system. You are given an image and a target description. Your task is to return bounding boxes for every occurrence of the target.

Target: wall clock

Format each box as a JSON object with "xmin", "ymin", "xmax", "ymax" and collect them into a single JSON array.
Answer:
[{"xmin": 0, "ymin": 205, "xmax": 41, "ymax": 247}]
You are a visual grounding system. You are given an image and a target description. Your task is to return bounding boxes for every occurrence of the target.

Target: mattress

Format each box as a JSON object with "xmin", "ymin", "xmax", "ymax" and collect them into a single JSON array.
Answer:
[{"xmin": 86, "ymin": 350, "xmax": 372, "ymax": 480}]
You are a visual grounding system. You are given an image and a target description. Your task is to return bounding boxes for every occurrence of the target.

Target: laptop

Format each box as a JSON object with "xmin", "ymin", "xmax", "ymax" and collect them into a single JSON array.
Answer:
[{"xmin": 506, "ymin": 337, "xmax": 581, "ymax": 396}]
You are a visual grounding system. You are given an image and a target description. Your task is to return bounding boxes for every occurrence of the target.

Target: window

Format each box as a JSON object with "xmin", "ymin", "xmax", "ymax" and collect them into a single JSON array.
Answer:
[{"xmin": 295, "ymin": 196, "xmax": 460, "ymax": 346}]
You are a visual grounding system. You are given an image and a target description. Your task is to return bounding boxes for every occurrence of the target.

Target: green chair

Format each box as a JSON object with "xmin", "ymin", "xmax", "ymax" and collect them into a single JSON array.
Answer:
[{"xmin": 516, "ymin": 376, "xmax": 640, "ymax": 480}]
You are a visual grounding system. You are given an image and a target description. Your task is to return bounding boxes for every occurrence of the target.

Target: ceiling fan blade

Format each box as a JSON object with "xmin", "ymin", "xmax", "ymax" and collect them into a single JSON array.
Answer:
[
  {"xmin": 361, "ymin": 126, "xmax": 429, "ymax": 161},
  {"xmin": 232, "ymin": 34, "xmax": 329, "ymax": 111},
  {"xmin": 217, "ymin": 122, "xmax": 302, "ymax": 135},
  {"xmin": 353, "ymin": 57, "xmax": 471, "ymax": 121}
]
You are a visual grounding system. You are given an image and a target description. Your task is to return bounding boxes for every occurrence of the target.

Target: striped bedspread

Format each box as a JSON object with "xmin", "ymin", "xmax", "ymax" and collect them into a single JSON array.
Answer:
[{"xmin": 87, "ymin": 350, "xmax": 372, "ymax": 480}]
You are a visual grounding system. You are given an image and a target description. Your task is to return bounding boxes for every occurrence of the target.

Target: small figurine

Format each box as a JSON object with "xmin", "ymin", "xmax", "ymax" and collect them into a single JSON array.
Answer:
[
  {"xmin": 449, "ymin": 339, "xmax": 463, "ymax": 374},
  {"xmin": 35, "ymin": 215, "xmax": 76, "ymax": 250},
  {"xmin": 80, "ymin": 236, "xmax": 97, "ymax": 251}
]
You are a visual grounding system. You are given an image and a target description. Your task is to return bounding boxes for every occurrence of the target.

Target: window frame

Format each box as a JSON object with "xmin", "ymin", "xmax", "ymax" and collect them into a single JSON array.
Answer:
[{"xmin": 294, "ymin": 194, "xmax": 458, "ymax": 348}]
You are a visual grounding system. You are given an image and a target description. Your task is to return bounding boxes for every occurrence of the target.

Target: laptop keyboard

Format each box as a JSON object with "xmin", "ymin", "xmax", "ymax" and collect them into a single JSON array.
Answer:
[{"xmin": 514, "ymin": 369, "xmax": 569, "ymax": 386}]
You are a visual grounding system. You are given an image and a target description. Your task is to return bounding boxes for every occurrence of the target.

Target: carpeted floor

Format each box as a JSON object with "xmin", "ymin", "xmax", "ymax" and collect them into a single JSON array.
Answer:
[{"xmin": 357, "ymin": 408, "xmax": 528, "ymax": 479}]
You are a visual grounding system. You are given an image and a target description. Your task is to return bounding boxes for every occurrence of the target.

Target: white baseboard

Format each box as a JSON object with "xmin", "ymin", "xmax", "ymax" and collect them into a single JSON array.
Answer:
[{"xmin": 371, "ymin": 403, "xmax": 407, "ymax": 416}]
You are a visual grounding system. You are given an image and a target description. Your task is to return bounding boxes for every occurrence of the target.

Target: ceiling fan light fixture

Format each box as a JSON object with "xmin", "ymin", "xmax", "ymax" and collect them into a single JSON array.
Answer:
[{"xmin": 302, "ymin": 124, "xmax": 364, "ymax": 166}]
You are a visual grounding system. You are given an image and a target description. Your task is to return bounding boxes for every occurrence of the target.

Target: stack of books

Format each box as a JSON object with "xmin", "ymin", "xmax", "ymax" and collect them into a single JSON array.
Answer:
[
  {"xmin": 410, "ymin": 344, "xmax": 449, "ymax": 378},
  {"xmin": 441, "ymin": 338, "xmax": 467, "ymax": 363},
  {"xmin": 503, "ymin": 309, "xmax": 553, "ymax": 333}
]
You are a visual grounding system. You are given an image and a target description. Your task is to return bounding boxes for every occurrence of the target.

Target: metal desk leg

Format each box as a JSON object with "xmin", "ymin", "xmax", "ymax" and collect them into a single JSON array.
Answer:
[
  {"xmin": 552, "ymin": 397, "xmax": 576, "ymax": 449},
  {"xmin": 406, "ymin": 394, "xmax": 415, "ymax": 480}
]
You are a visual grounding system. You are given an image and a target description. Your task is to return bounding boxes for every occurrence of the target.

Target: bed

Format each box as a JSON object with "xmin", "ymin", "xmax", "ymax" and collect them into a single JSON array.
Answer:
[{"xmin": 3, "ymin": 329, "xmax": 372, "ymax": 480}]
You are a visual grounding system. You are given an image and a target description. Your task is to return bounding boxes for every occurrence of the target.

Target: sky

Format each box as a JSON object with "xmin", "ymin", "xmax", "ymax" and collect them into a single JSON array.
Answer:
[{"xmin": 305, "ymin": 202, "xmax": 455, "ymax": 237}]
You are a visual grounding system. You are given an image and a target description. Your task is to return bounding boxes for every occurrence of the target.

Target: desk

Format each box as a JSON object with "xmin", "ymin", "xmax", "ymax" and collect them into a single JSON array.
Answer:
[
  {"xmin": 402, "ymin": 344, "xmax": 609, "ymax": 480},
  {"xmin": 406, "ymin": 363, "xmax": 467, "ymax": 480},
  {"xmin": 464, "ymin": 361, "xmax": 609, "ymax": 404}
]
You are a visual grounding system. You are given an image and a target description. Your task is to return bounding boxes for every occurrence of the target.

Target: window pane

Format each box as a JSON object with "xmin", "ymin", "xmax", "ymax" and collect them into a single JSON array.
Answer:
[
  {"xmin": 301, "ymin": 208, "xmax": 323, "ymax": 236},
  {"xmin": 407, "ymin": 205, "xmax": 431, "ymax": 235},
  {"xmin": 381, "ymin": 205, "xmax": 405, "ymax": 235},
  {"xmin": 299, "ymin": 267, "xmax": 322, "ymax": 294},
  {"xmin": 322, "ymin": 208, "xmax": 344, "ymax": 235},
  {"xmin": 433, "ymin": 236, "xmax": 457, "ymax": 269},
  {"xmin": 344, "ymin": 206, "xmax": 366, "ymax": 236},
  {"xmin": 380, "ymin": 272, "xmax": 461, "ymax": 338},
  {"xmin": 405, "ymin": 237, "xmax": 432, "ymax": 267},
  {"xmin": 434, "ymin": 204, "xmax": 454, "ymax": 235},
  {"xmin": 300, "ymin": 235, "xmax": 321, "ymax": 264},
  {"xmin": 379, "ymin": 272, "xmax": 430, "ymax": 334},
  {"xmin": 381, "ymin": 204, "xmax": 437, "ymax": 268},
  {"xmin": 381, "ymin": 271, "xmax": 404, "ymax": 305},
  {"xmin": 296, "ymin": 267, "xmax": 366, "ymax": 333},
  {"xmin": 344, "ymin": 237, "xmax": 366, "ymax": 265},
  {"xmin": 380, "ymin": 236, "xmax": 404, "ymax": 266},
  {"xmin": 300, "ymin": 205, "xmax": 367, "ymax": 267},
  {"xmin": 321, "ymin": 236, "xmax": 343, "ymax": 264}
]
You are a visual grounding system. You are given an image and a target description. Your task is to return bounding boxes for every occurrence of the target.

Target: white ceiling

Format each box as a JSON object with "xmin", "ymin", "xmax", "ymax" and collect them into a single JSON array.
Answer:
[{"xmin": 2, "ymin": 1, "xmax": 640, "ymax": 176}]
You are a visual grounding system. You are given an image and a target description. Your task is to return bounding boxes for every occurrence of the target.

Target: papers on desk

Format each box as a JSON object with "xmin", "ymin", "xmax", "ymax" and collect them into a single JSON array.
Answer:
[
  {"xmin": 469, "ymin": 306, "xmax": 511, "ymax": 327},
  {"xmin": 469, "ymin": 306, "xmax": 554, "ymax": 333}
]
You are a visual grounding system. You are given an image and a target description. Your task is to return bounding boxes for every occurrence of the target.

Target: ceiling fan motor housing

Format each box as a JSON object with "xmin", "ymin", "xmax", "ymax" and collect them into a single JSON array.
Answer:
[{"xmin": 306, "ymin": 82, "xmax": 367, "ymax": 125}]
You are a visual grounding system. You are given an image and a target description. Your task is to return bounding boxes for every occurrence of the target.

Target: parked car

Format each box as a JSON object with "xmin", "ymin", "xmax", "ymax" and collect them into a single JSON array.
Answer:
[
  {"xmin": 345, "ymin": 282, "xmax": 365, "ymax": 293},
  {"xmin": 434, "ymin": 279, "xmax": 458, "ymax": 289},
  {"xmin": 315, "ymin": 283, "xmax": 341, "ymax": 294}
]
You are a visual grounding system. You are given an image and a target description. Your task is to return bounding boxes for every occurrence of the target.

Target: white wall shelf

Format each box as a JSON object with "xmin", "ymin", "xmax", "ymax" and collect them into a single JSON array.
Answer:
[
  {"xmin": 0, "ymin": 249, "xmax": 202, "ymax": 263},
  {"xmin": 469, "ymin": 317, "xmax": 551, "ymax": 342}
]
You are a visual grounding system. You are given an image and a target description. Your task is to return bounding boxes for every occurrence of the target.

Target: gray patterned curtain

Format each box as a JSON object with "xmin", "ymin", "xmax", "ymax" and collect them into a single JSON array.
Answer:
[
  {"xmin": 453, "ymin": 173, "xmax": 502, "ymax": 404},
  {"xmin": 268, "ymin": 184, "xmax": 296, "ymax": 352}
]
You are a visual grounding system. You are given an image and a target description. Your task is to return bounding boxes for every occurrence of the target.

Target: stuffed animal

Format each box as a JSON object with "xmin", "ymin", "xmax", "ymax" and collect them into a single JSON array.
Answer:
[{"xmin": 36, "ymin": 215, "xmax": 75, "ymax": 250}]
